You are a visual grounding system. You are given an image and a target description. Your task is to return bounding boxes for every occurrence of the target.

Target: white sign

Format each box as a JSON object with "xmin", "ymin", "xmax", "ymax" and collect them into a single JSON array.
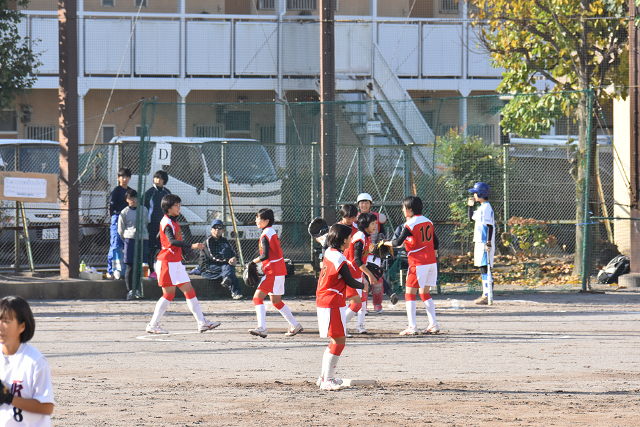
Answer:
[
  {"xmin": 156, "ymin": 143, "xmax": 172, "ymax": 165},
  {"xmin": 366, "ymin": 120, "xmax": 382, "ymax": 134},
  {"xmin": 4, "ymin": 177, "xmax": 47, "ymax": 199},
  {"xmin": 42, "ymin": 228, "xmax": 58, "ymax": 240}
]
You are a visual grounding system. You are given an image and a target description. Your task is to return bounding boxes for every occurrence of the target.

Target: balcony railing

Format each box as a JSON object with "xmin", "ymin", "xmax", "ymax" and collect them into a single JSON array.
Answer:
[{"xmin": 18, "ymin": 11, "xmax": 503, "ymax": 81}]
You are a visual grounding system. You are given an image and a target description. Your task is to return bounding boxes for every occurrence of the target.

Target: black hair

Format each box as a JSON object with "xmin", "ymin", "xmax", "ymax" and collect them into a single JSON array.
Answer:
[
  {"xmin": 0, "ymin": 296, "xmax": 35, "ymax": 343},
  {"xmin": 357, "ymin": 212, "xmax": 377, "ymax": 232},
  {"xmin": 340, "ymin": 204, "xmax": 358, "ymax": 219},
  {"xmin": 256, "ymin": 208, "xmax": 275, "ymax": 227},
  {"xmin": 125, "ymin": 188, "xmax": 137, "ymax": 199},
  {"xmin": 326, "ymin": 223, "xmax": 352, "ymax": 250},
  {"xmin": 153, "ymin": 170, "xmax": 169, "ymax": 185},
  {"xmin": 118, "ymin": 167, "xmax": 132, "ymax": 178},
  {"xmin": 402, "ymin": 196, "xmax": 423, "ymax": 215},
  {"xmin": 161, "ymin": 194, "xmax": 182, "ymax": 214}
]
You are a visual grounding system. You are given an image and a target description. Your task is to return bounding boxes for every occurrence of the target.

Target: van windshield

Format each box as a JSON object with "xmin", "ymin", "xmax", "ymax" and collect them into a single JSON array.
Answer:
[{"xmin": 202, "ymin": 145, "xmax": 278, "ymax": 184}]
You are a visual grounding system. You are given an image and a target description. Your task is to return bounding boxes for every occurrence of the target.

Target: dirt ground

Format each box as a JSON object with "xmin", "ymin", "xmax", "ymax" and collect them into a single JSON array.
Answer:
[{"xmin": 26, "ymin": 292, "xmax": 640, "ymax": 426}]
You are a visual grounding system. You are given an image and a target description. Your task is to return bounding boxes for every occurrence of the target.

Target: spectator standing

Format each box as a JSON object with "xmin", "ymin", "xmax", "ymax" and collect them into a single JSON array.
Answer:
[
  {"xmin": 107, "ymin": 168, "xmax": 131, "ymax": 279},
  {"xmin": 118, "ymin": 189, "xmax": 149, "ymax": 300},
  {"xmin": 144, "ymin": 170, "xmax": 171, "ymax": 280}
]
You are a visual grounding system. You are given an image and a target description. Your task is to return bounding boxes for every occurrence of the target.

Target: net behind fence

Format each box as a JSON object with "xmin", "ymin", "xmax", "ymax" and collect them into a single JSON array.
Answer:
[{"xmin": 5, "ymin": 91, "xmax": 628, "ymax": 295}]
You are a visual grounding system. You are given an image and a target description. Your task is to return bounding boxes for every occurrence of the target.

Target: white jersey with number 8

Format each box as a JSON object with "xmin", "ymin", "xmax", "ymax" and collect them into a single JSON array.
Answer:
[{"xmin": 1, "ymin": 343, "xmax": 55, "ymax": 427}]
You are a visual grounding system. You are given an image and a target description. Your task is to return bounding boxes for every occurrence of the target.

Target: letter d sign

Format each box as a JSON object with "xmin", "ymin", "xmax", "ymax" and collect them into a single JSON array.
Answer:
[{"xmin": 156, "ymin": 143, "xmax": 172, "ymax": 166}]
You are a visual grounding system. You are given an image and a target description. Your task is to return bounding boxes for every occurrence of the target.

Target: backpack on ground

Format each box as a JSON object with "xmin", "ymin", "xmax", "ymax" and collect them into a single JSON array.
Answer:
[{"xmin": 597, "ymin": 255, "xmax": 630, "ymax": 284}]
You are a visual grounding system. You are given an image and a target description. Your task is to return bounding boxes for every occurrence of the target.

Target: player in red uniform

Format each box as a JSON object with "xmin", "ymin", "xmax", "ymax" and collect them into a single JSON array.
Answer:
[
  {"xmin": 384, "ymin": 196, "xmax": 440, "ymax": 335},
  {"xmin": 343, "ymin": 212, "xmax": 378, "ymax": 335},
  {"xmin": 315, "ymin": 204, "xmax": 359, "ymax": 248},
  {"xmin": 316, "ymin": 224, "xmax": 368, "ymax": 390},
  {"xmin": 248, "ymin": 208, "xmax": 302, "ymax": 338},
  {"xmin": 146, "ymin": 194, "xmax": 221, "ymax": 334}
]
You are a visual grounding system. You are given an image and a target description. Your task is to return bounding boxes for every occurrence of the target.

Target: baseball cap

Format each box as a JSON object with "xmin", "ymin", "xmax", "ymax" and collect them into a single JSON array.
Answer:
[{"xmin": 211, "ymin": 219, "xmax": 224, "ymax": 229}]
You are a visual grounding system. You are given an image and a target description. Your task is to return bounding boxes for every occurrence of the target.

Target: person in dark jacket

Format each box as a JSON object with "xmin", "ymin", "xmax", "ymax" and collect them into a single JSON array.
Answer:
[
  {"xmin": 144, "ymin": 170, "xmax": 171, "ymax": 279},
  {"xmin": 196, "ymin": 219, "xmax": 242, "ymax": 299}
]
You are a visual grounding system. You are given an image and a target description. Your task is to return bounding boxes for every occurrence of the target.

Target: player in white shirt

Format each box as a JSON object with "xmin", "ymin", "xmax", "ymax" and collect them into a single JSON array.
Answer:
[
  {"xmin": 468, "ymin": 182, "xmax": 495, "ymax": 305},
  {"xmin": 0, "ymin": 296, "xmax": 55, "ymax": 426}
]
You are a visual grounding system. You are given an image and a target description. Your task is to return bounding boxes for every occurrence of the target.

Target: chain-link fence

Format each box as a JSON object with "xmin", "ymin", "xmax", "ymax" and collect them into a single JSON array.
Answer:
[{"xmin": 6, "ymin": 91, "xmax": 626, "ymax": 296}]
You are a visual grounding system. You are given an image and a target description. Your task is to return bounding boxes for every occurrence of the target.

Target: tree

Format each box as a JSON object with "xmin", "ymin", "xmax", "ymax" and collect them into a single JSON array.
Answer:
[
  {"xmin": 0, "ymin": 0, "xmax": 41, "ymax": 113},
  {"xmin": 469, "ymin": 0, "xmax": 628, "ymax": 275}
]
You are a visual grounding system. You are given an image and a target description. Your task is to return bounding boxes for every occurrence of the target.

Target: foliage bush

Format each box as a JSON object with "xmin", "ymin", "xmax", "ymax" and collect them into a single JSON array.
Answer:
[{"xmin": 501, "ymin": 216, "xmax": 558, "ymax": 256}]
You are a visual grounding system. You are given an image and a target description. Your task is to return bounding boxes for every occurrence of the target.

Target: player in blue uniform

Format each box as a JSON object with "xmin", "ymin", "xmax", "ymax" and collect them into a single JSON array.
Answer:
[{"xmin": 468, "ymin": 182, "xmax": 495, "ymax": 305}]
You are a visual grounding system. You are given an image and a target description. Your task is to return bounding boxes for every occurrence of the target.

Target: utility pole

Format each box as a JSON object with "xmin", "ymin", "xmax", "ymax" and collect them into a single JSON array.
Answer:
[
  {"xmin": 631, "ymin": 0, "xmax": 640, "ymax": 273},
  {"xmin": 59, "ymin": 0, "xmax": 80, "ymax": 278},
  {"xmin": 320, "ymin": 0, "xmax": 336, "ymax": 224}
]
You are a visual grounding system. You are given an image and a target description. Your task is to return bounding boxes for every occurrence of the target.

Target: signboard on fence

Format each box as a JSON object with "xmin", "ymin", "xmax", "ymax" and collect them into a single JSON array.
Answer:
[{"xmin": 0, "ymin": 172, "xmax": 58, "ymax": 203}]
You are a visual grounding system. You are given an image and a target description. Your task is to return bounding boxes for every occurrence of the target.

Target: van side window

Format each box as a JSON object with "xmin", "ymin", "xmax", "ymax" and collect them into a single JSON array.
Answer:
[{"xmin": 164, "ymin": 145, "xmax": 204, "ymax": 192}]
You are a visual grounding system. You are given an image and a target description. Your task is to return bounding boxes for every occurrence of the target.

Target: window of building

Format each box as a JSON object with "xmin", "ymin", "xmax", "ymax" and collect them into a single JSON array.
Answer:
[
  {"xmin": 257, "ymin": 0, "xmax": 275, "ymax": 9},
  {"xmin": 225, "ymin": 111, "xmax": 251, "ymax": 132},
  {"xmin": 135, "ymin": 125, "xmax": 149, "ymax": 137},
  {"xmin": 27, "ymin": 125, "xmax": 57, "ymax": 141},
  {"xmin": 102, "ymin": 0, "xmax": 115, "ymax": 7},
  {"xmin": 194, "ymin": 125, "xmax": 224, "ymax": 138},
  {"xmin": 102, "ymin": 125, "xmax": 116, "ymax": 143},
  {"xmin": 287, "ymin": 0, "xmax": 316, "ymax": 10},
  {"xmin": 0, "ymin": 111, "xmax": 18, "ymax": 134},
  {"xmin": 440, "ymin": 0, "xmax": 459, "ymax": 14},
  {"xmin": 134, "ymin": 0, "xmax": 147, "ymax": 7},
  {"xmin": 468, "ymin": 124, "xmax": 494, "ymax": 144}
]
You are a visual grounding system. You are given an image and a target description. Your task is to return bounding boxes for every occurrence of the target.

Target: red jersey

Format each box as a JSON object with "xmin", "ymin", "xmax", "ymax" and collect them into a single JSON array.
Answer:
[
  {"xmin": 260, "ymin": 226, "xmax": 287, "ymax": 276},
  {"xmin": 404, "ymin": 215, "xmax": 437, "ymax": 267},
  {"xmin": 316, "ymin": 248, "xmax": 349, "ymax": 308},
  {"xmin": 357, "ymin": 211, "xmax": 386, "ymax": 234},
  {"xmin": 157, "ymin": 215, "xmax": 183, "ymax": 262},
  {"xmin": 343, "ymin": 231, "xmax": 370, "ymax": 280}
]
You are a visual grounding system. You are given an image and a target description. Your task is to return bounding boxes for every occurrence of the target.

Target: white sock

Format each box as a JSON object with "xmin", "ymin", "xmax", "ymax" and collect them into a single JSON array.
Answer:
[
  {"xmin": 345, "ymin": 308, "xmax": 357, "ymax": 323},
  {"xmin": 357, "ymin": 307, "xmax": 366, "ymax": 327},
  {"xmin": 325, "ymin": 353, "xmax": 341, "ymax": 379},
  {"xmin": 185, "ymin": 297, "xmax": 205, "ymax": 323},
  {"xmin": 150, "ymin": 297, "xmax": 171, "ymax": 326},
  {"xmin": 320, "ymin": 347, "xmax": 331, "ymax": 380},
  {"xmin": 423, "ymin": 297, "xmax": 437, "ymax": 326},
  {"xmin": 277, "ymin": 304, "xmax": 299, "ymax": 327},
  {"xmin": 406, "ymin": 300, "xmax": 417, "ymax": 329},
  {"xmin": 255, "ymin": 304, "xmax": 266, "ymax": 329}
]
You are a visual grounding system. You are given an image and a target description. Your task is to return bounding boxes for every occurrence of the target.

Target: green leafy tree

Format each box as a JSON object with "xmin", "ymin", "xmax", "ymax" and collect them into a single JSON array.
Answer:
[
  {"xmin": 470, "ymin": 0, "xmax": 628, "ymax": 274},
  {"xmin": 1, "ymin": 0, "xmax": 41, "ymax": 113}
]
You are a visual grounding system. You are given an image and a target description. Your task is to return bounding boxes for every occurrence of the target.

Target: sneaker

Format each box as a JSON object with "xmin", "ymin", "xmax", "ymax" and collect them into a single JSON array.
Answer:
[
  {"xmin": 146, "ymin": 324, "xmax": 168, "ymax": 334},
  {"xmin": 232, "ymin": 293, "xmax": 243, "ymax": 300},
  {"xmin": 285, "ymin": 324, "xmax": 303, "ymax": 336},
  {"xmin": 149, "ymin": 272, "xmax": 157, "ymax": 280},
  {"xmin": 199, "ymin": 319, "xmax": 221, "ymax": 332},
  {"xmin": 356, "ymin": 325, "xmax": 368, "ymax": 334},
  {"xmin": 134, "ymin": 291, "xmax": 142, "ymax": 299},
  {"xmin": 189, "ymin": 267, "xmax": 201, "ymax": 276},
  {"xmin": 389, "ymin": 293, "xmax": 399, "ymax": 305},
  {"xmin": 399, "ymin": 327, "xmax": 419, "ymax": 336},
  {"xmin": 114, "ymin": 270, "xmax": 122, "ymax": 280},
  {"xmin": 320, "ymin": 378, "xmax": 343, "ymax": 391},
  {"xmin": 422, "ymin": 323, "xmax": 440, "ymax": 334},
  {"xmin": 249, "ymin": 327, "xmax": 268, "ymax": 338},
  {"xmin": 374, "ymin": 305, "xmax": 383, "ymax": 314},
  {"xmin": 474, "ymin": 295, "xmax": 488, "ymax": 305},
  {"xmin": 105, "ymin": 272, "xmax": 113, "ymax": 279},
  {"xmin": 345, "ymin": 332, "xmax": 353, "ymax": 338},
  {"xmin": 126, "ymin": 291, "xmax": 133, "ymax": 301},
  {"xmin": 488, "ymin": 298, "xmax": 494, "ymax": 306}
]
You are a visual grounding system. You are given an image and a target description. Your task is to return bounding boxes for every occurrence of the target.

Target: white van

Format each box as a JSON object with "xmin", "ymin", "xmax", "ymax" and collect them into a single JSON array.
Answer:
[{"xmin": 108, "ymin": 137, "xmax": 283, "ymax": 239}]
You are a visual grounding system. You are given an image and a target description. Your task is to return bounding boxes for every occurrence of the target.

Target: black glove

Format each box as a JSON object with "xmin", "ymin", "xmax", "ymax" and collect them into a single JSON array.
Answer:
[
  {"xmin": 366, "ymin": 262, "xmax": 384, "ymax": 282},
  {"xmin": 485, "ymin": 242, "xmax": 492, "ymax": 253},
  {"xmin": 308, "ymin": 217, "xmax": 329, "ymax": 238},
  {"xmin": 243, "ymin": 262, "xmax": 260, "ymax": 288},
  {"xmin": 0, "ymin": 380, "xmax": 14, "ymax": 405}
]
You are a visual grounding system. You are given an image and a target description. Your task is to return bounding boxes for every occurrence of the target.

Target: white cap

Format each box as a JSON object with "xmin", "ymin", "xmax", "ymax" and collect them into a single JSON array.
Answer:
[{"xmin": 357, "ymin": 193, "xmax": 373, "ymax": 203}]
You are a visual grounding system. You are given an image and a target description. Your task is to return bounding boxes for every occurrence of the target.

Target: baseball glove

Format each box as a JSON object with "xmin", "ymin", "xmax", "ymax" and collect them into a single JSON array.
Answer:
[
  {"xmin": 243, "ymin": 262, "xmax": 261, "ymax": 288},
  {"xmin": 374, "ymin": 240, "xmax": 394, "ymax": 260},
  {"xmin": 308, "ymin": 217, "xmax": 329, "ymax": 238},
  {"xmin": 366, "ymin": 262, "xmax": 384, "ymax": 282},
  {"xmin": 182, "ymin": 247, "xmax": 200, "ymax": 264}
]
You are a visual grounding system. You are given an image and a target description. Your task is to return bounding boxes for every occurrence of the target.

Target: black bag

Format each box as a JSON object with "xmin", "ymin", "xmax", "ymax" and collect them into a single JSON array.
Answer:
[{"xmin": 597, "ymin": 255, "xmax": 630, "ymax": 284}]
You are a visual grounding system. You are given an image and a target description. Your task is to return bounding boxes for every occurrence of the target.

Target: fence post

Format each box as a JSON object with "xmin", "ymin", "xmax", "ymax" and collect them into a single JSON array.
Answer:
[
  {"xmin": 14, "ymin": 147, "xmax": 21, "ymax": 272},
  {"xmin": 222, "ymin": 143, "xmax": 227, "ymax": 224},
  {"xmin": 503, "ymin": 145, "xmax": 509, "ymax": 235},
  {"xmin": 581, "ymin": 89, "xmax": 595, "ymax": 291},
  {"xmin": 357, "ymin": 146, "xmax": 363, "ymax": 194},
  {"xmin": 404, "ymin": 146, "xmax": 411, "ymax": 198}
]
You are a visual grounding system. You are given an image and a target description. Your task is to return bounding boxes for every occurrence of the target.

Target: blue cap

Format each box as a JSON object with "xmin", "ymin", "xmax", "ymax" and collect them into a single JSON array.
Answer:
[{"xmin": 211, "ymin": 219, "xmax": 223, "ymax": 228}]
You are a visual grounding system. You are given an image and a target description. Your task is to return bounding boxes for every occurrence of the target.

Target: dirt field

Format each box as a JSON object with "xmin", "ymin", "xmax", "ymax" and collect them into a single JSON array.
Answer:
[{"xmin": 26, "ymin": 292, "xmax": 640, "ymax": 426}]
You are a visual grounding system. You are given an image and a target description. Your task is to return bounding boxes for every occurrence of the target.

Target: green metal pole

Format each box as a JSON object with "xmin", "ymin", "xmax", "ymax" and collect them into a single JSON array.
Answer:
[
  {"xmin": 581, "ymin": 89, "xmax": 594, "ymax": 292},
  {"xmin": 358, "ymin": 146, "xmax": 363, "ymax": 194},
  {"xmin": 404, "ymin": 146, "xmax": 411, "ymax": 198},
  {"xmin": 222, "ymin": 143, "xmax": 227, "ymax": 224},
  {"xmin": 503, "ymin": 145, "xmax": 509, "ymax": 235}
]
